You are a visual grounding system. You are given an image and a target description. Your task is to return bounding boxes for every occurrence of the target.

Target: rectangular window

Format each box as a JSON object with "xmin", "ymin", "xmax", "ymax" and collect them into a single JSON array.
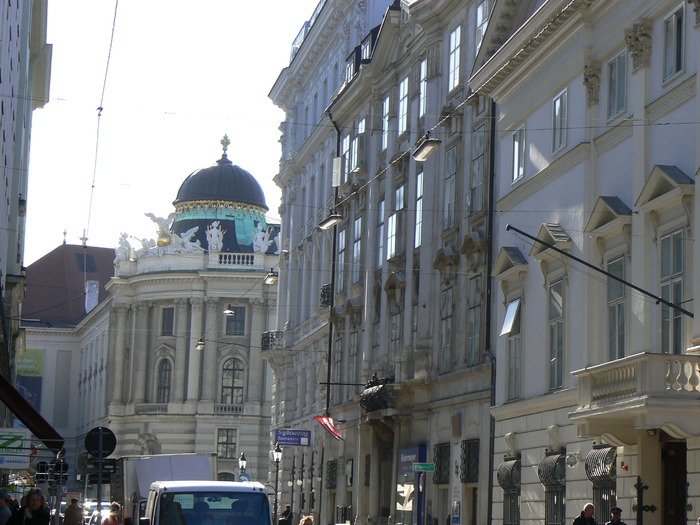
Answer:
[
  {"xmin": 507, "ymin": 302, "xmax": 521, "ymax": 401},
  {"xmin": 345, "ymin": 61, "xmax": 353, "ymax": 83},
  {"xmin": 361, "ymin": 40, "xmax": 371, "ymax": 60},
  {"xmin": 552, "ymin": 90, "xmax": 567, "ymax": 152},
  {"xmin": 608, "ymin": 53, "xmax": 627, "ymax": 118},
  {"xmin": 352, "ymin": 217, "xmax": 362, "ymax": 283},
  {"xmin": 217, "ymin": 429, "xmax": 237, "ymax": 459},
  {"xmin": 661, "ymin": 230, "xmax": 683, "ymax": 354},
  {"xmin": 332, "ymin": 336, "xmax": 343, "ymax": 404},
  {"xmin": 415, "ymin": 171, "xmax": 424, "ymax": 248},
  {"xmin": 467, "ymin": 276, "xmax": 482, "ymax": 366},
  {"xmin": 337, "ymin": 228, "xmax": 346, "ymax": 292},
  {"xmin": 395, "ymin": 184, "xmax": 405, "ymax": 210},
  {"xmin": 387, "ymin": 213, "xmax": 398, "ymax": 259},
  {"xmin": 444, "ymin": 146, "xmax": 457, "ymax": 229},
  {"xmin": 470, "ymin": 125, "xmax": 485, "ymax": 214},
  {"xmin": 349, "ymin": 331, "xmax": 358, "ymax": 395},
  {"xmin": 351, "ymin": 118, "xmax": 366, "ymax": 172},
  {"xmin": 664, "ymin": 6, "xmax": 684, "ymax": 80},
  {"xmin": 512, "ymin": 127, "xmax": 525, "ymax": 182},
  {"xmin": 398, "ymin": 76, "xmax": 409, "ymax": 135},
  {"xmin": 225, "ymin": 306, "xmax": 246, "ymax": 336},
  {"xmin": 161, "ymin": 307, "xmax": 174, "ymax": 336},
  {"xmin": 440, "ymin": 288, "xmax": 453, "ymax": 370},
  {"xmin": 548, "ymin": 280, "xmax": 564, "ymax": 389},
  {"xmin": 341, "ymin": 134, "xmax": 351, "ymax": 184},
  {"xmin": 382, "ymin": 96, "xmax": 390, "ymax": 150},
  {"xmin": 448, "ymin": 26, "xmax": 461, "ymax": 91},
  {"xmin": 419, "ymin": 59, "xmax": 427, "ymax": 118},
  {"xmin": 377, "ymin": 200, "xmax": 385, "ymax": 267},
  {"xmin": 607, "ymin": 257, "xmax": 626, "ymax": 361},
  {"xmin": 475, "ymin": 1, "xmax": 489, "ymax": 55}
]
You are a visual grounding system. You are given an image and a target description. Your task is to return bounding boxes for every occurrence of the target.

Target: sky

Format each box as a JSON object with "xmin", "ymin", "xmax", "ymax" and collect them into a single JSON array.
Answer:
[{"xmin": 25, "ymin": 0, "xmax": 321, "ymax": 265}]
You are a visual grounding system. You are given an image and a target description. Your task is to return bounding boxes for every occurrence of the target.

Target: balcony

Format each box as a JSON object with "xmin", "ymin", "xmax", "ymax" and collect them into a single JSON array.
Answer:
[
  {"xmin": 261, "ymin": 330, "xmax": 285, "ymax": 352},
  {"xmin": 214, "ymin": 404, "xmax": 243, "ymax": 414},
  {"xmin": 570, "ymin": 352, "xmax": 700, "ymax": 444}
]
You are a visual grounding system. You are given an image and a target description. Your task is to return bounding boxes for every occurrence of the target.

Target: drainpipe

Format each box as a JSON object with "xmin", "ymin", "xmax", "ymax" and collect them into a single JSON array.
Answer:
[{"xmin": 486, "ymin": 99, "xmax": 497, "ymax": 525}]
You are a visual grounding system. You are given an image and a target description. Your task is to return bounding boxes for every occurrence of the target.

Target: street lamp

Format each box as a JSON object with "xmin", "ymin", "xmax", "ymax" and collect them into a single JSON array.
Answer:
[
  {"xmin": 273, "ymin": 443, "xmax": 283, "ymax": 525},
  {"xmin": 239, "ymin": 452, "xmax": 247, "ymax": 473},
  {"xmin": 264, "ymin": 268, "xmax": 279, "ymax": 285}
]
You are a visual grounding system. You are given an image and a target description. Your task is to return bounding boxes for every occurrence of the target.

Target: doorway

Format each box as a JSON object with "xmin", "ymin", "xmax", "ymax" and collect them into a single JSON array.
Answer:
[{"xmin": 662, "ymin": 440, "xmax": 686, "ymax": 525}]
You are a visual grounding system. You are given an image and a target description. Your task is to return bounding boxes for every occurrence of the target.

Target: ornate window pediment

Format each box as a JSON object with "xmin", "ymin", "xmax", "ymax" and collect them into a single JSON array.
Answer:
[
  {"xmin": 634, "ymin": 164, "xmax": 694, "ymax": 213},
  {"xmin": 529, "ymin": 223, "xmax": 572, "ymax": 260},
  {"xmin": 493, "ymin": 246, "xmax": 527, "ymax": 281},
  {"xmin": 433, "ymin": 245, "xmax": 460, "ymax": 273},
  {"xmin": 461, "ymin": 231, "xmax": 489, "ymax": 272},
  {"xmin": 584, "ymin": 196, "xmax": 632, "ymax": 237}
]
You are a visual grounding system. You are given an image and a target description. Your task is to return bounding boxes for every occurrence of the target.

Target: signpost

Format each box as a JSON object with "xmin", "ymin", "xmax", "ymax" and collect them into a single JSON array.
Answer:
[
  {"xmin": 412, "ymin": 463, "xmax": 436, "ymax": 472},
  {"xmin": 84, "ymin": 427, "xmax": 117, "ymax": 517},
  {"xmin": 274, "ymin": 429, "xmax": 311, "ymax": 447},
  {"xmin": 238, "ymin": 472, "xmax": 252, "ymax": 482}
]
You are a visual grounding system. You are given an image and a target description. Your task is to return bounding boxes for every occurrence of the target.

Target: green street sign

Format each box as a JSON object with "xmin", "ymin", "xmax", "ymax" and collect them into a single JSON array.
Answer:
[{"xmin": 412, "ymin": 463, "xmax": 435, "ymax": 472}]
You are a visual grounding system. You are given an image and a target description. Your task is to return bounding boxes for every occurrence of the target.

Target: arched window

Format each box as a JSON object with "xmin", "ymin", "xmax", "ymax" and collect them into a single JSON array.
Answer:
[
  {"xmin": 157, "ymin": 360, "xmax": 172, "ymax": 403},
  {"xmin": 222, "ymin": 358, "xmax": 244, "ymax": 404}
]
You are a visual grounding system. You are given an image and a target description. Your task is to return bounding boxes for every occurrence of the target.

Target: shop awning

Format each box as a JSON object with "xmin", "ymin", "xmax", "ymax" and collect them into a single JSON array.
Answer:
[{"xmin": 0, "ymin": 373, "xmax": 64, "ymax": 453}]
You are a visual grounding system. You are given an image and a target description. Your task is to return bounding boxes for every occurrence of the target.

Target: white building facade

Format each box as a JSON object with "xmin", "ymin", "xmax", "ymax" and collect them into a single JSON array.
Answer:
[
  {"xmin": 471, "ymin": 0, "xmax": 700, "ymax": 524},
  {"xmin": 24, "ymin": 144, "xmax": 279, "ymax": 489},
  {"xmin": 269, "ymin": 2, "xmax": 495, "ymax": 525}
]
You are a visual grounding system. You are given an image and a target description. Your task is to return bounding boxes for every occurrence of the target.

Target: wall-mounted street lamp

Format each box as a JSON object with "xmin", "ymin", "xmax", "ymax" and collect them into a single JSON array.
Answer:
[
  {"xmin": 239, "ymin": 452, "xmax": 247, "ymax": 473},
  {"xmin": 319, "ymin": 212, "xmax": 343, "ymax": 230},
  {"xmin": 264, "ymin": 268, "xmax": 279, "ymax": 285},
  {"xmin": 272, "ymin": 443, "xmax": 283, "ymax": 524},
  {"xmin": 223, "ymin": 304, "xmax": 235, "ymax": 316},
  {"xmin": 412, "ymin": 132, "xmax": 441, "ymax": 162}
]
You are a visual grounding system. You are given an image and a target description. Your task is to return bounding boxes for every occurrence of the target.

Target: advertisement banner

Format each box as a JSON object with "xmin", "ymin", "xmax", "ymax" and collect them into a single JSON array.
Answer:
[
  {"xmin": 15, "ymin": 348, "xmax": 44, "ymax": 411},
  {"xmin": 0, "ymin": 428, "xmax": 31, "ymax": 470}
]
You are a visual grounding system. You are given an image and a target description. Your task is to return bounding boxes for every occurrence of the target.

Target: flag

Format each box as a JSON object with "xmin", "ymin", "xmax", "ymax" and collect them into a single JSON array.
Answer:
[{"xmin": 315, "ymin": 415, "xmax": 344, "ymax": 441}]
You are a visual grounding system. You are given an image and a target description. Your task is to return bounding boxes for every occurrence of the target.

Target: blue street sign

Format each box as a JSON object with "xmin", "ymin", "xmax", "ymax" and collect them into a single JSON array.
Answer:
[
  {"xmin": 238, "ymin": 473, "xmax": 252, "ymax": 482},
  {"xmin": 275, "ymin": 429, "xmax": 312, "ymax": 447}
]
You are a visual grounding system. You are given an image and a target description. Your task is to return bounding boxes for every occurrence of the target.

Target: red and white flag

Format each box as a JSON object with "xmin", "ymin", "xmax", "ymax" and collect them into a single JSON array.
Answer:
[{"xmin": 315, "ymin": 415, "xmax": 344, "ymax": 441}]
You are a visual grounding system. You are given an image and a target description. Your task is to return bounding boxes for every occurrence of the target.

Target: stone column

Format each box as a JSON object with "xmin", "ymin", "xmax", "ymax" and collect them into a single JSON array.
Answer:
[
  {"xmin": 173, "ymin": 298, "xmax": 189, "ymax": 403},
  {"xmin": 248, "ymin": 298, "xmax": 265, "ymax": 402},
  {"xmin": 201, "ymin": 297, "xmax": 220, "ymax": 402},
  {"xmin": 132, "ymin": 301, "xmax": 150, "ymax": 404},
  {"xmin": 110, "ymin": 303, "xmax": 129, "ymax": 406},
  {"xmin": 186, "ymin": 297, "xmax": 205, "ymax": 403}
]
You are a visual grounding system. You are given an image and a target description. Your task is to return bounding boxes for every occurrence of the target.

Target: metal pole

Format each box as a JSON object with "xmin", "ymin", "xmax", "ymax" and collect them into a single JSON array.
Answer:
[
  {"xmin": 97, "ymin": 428, "xmax": 103, "ymax": 515},
  {"xmin": 290, "ymin": 455, "xmax": 296, "ymax": 519},
  {"xmin": 274, "ymin": 458, "xmax": 280, "ymax": 525}
]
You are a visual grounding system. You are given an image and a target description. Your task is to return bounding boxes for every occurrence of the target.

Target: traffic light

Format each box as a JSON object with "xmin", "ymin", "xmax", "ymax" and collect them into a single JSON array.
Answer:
[{"xmin": 36, "ymin": 461, "xmax": 50, "ymax": 483}]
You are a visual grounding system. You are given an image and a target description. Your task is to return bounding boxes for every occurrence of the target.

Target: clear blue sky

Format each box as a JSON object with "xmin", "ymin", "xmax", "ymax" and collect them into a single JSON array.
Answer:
[{"xmin": 25, "ymin": 0, "xmax": 320, "ymax": 264}]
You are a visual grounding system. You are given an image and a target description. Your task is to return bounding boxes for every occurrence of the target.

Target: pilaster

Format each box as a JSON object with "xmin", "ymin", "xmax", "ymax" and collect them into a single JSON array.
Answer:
[
  {"xmin": 186, "ymin": 297, "xmax": 205, "ymax": 403},
  {"xmin": 109, "ymin": 302, "xmax": 130, "ymax": 406},
  {"xmin": 172, "ymin": 298, "xmax": 189, "ymax": 403},
  {"xmin": 201, "ymin": 297, "xmax": 220, "ymax": 401},
  {"xmin": 131, "ymin": 301, "xmax": 150, "ymax": 403}
]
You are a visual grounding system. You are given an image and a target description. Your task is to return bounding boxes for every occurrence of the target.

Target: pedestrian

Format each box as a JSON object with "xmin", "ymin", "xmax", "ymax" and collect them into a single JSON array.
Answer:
[
  {"xmin": 102, "ymin": 503, "xmax": 121, "ymax": 525},
  {"xmin": 63, "ymin": 498, "xmax": 83, "ymax": 525},
  {"xmin": 573, "ymin": 503, "xmax": 596, "ymax": 525},
  {"xmin": 0, "ymin": 492, "xmax": 12, "ymax": 525},
  {"xmin": 6, "ymin": 488, "xmax": 50, "ymax": 525},
  {"xmin": 299, "ymin": 516, "xmax": 313, "ymax": 525},
  {"xmin": 282, "ymin": 505, "xmax": 292, "ymax": 520},
  {"xmin": 604, "ymin": 506, "xmax": 626, "ymax": 525}
]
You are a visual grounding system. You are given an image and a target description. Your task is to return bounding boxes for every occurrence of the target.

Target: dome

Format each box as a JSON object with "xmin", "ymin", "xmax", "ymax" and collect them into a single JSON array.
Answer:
[{"xmin": 174, "ymin": 153, "xmax": 268, "ymax": 210}]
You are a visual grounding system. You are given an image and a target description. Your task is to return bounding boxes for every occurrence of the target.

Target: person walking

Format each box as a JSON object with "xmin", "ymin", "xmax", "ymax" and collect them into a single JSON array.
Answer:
[
  {"xmin": 604, "ymin": 506, "xmax": 626, "ymax": 525},
  {"xmin": 63, "ymin": 499, "xmax": 83, "ymax": 525},
  {"xmin": 101, "ymin": 503, "xmax": 121, "ymax": 525},
  {"xmin": 573, "ymin": 503, "xmax": 596, "ymax": 525},
  {"xmin": 6, "ymin": 488, "xmax": 50, "ymax": 525},
  {"xmin": 0, "ymin": 492, "xmax": 12, "ymax": 525}
]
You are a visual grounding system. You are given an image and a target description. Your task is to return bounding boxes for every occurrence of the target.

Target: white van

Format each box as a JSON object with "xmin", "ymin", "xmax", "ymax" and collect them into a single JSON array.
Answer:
[{"xmin": 139, "ymin": 480, "xmax": 272, "ymax": 525}]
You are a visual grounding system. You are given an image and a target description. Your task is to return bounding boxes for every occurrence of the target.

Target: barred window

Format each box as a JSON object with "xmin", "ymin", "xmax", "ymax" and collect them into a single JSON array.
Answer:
[{"xmin": 433, "ymin": 443, "xmax": 450, "ymax": 484}]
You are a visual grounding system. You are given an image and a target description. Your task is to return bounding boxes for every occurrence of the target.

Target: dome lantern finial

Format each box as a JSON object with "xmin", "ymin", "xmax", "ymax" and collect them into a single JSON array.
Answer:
[{"xmin": 221, "ymin": 134, "xmax": 231, "ymax": 155}]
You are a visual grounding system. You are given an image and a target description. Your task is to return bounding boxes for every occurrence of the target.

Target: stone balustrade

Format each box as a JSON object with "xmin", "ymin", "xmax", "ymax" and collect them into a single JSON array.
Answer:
[{"xmin": 575, "ymin": 352, "xmax": 700, "ymax": 409}]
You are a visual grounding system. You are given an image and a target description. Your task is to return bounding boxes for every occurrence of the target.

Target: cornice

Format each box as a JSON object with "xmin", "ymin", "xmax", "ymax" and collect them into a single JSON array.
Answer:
[
  {"xmin": 492, "ymin": 388, "xmax": 578, "ymax": 422},
  {"xmin": 593, "ymin": 120, "xmax": 632, "ymax": 156},
  {"xmin": 497, "ymin": 142, "xmax": 590, "ymax": 211},
  {"xmin": 645, "ymin": 74, "xmax": 696, "ymax": 123},
  {"xmin": 471, "ymin": 0, "xmax": 590, "ymax": 97}
]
